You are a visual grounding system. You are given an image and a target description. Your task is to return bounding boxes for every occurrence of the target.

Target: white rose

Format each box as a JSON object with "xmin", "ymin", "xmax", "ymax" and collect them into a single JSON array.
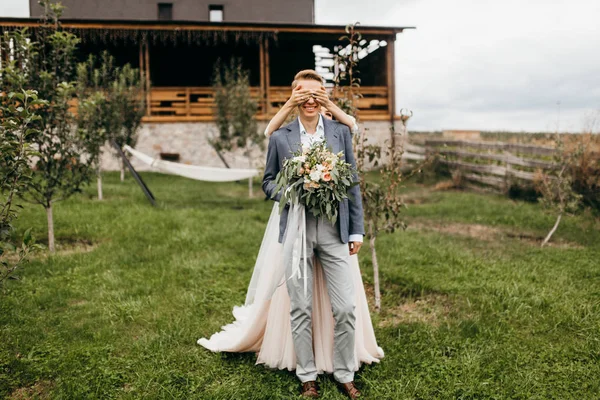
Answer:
[
  {"xmin": 309, "ymin": 169, "xmax": 322, "ymax": 182},
  {"xmin": 316, "ymin": 164, "xmax": 326, "ymax": 172},
  {"xmin": 293, "ymin": 155, "xmax": 306, "ymax": 163}
]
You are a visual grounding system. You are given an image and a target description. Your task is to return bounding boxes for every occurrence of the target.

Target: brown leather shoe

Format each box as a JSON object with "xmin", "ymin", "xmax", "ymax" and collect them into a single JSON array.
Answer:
[
  {"xmin": 301, "ymin": 381, "xmax": 319, "ymax": 398},
  {"xmin": 340, "ymin": 381, "xmax": 361, "ymax": 399}
]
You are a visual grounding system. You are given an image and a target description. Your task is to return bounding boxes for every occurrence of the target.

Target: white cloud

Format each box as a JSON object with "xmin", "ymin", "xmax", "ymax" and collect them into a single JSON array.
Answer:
[{"xmin": 316, "ymin": 0, "xmax": 600, "ymax": 132}]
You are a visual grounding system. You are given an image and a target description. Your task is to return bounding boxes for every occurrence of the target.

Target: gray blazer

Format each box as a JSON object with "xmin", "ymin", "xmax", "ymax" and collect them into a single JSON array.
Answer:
[{"xmin": 262, "ymin": 117, "xmax": 365, "ymax": 243}]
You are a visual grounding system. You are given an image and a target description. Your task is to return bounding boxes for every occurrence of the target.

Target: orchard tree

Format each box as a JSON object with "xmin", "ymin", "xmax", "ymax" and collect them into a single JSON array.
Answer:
[
  {"xmin": 110, "ymin": 64, "xmax": 145, "ymax": 181},
  {"xmin": 76, "ymin": 52, "xmax": 145, "ymax": 197},
  {"xmin": 0, "ymin": 88, "xmax": 46, "ymax": 285},
  {"xmin": 5, "ymin": 1, "xmax": 101, "ymax": 252},
  {"xmin": 334, "ymin": 23, "xmax": 429, "ymax": 311},
  {"xmin": 212, "ymin": 58, "xmax": 262, "ymax": 197},
  {"xmin": 535, "ymin": 136, "xmax": 583, "ymax": 247}
]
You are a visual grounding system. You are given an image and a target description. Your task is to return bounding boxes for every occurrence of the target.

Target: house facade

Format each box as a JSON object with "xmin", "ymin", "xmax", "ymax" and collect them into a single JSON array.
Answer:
[
  {"xmin": 3, "ymin": 1, "xmax": 412, "ymax": 171},
  {"xmin": 29, "ymin": 0, "xmax": 315, "ymax": 24}
]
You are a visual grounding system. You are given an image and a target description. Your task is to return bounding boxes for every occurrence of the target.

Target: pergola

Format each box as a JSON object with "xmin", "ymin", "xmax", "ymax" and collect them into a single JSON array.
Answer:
[{"xmin": 0, "ymin": 18, "xmax": 413, "ymax": 123}]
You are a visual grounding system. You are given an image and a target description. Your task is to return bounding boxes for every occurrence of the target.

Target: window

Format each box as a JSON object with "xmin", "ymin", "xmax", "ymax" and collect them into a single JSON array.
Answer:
[
  {"xmin": 209, "ymin": 5, "xmax": 224, "ymax": 22},
  {"xmin": 158, "ymin": 3, "xmax": 173, "ymax": 21}
]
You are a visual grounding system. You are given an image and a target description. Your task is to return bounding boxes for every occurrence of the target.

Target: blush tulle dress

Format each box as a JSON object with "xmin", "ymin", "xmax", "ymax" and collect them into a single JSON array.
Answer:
[{"xmin": 198, "ymin": 203, "xmax": 384, "ymax": 374}]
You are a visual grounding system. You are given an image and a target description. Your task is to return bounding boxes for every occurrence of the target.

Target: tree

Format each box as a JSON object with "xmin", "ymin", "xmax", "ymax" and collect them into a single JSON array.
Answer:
[
  {"xmin": 76, "ymin": 52, "xmax": 145, "ymax": 199},
  {"xmin": 535, "ymin": 136, "xmax": 583, "ymax": 247},
  {"xmin": 76, "ymin": 53, "xmax": 113, "ymax": 200},
  {"xmin": 333, "ymin": 23, "xmax": 429, "ymax": 311},
  {"xmin": 110, "ymin": 64, "xmax": 145, "ymax": 181},
  {"xmin": 0, "ymin": 88, "xmax": 46, "ymax": 285},
  {"xmin": 4, "ymin": 1, "xmax": 101, "ymax": 252},
  {"xmin": 211, "ymin": 58, "xmax": 262, "ymax": 197},
  {"xmin": 569, "ymin": 111, "xmax": 600, "ymax": 211}
]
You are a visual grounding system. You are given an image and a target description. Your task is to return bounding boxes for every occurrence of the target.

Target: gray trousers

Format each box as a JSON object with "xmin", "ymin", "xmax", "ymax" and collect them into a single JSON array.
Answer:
[{"xmin": 286, "ymin": 214, "xmax": 356, "ymax": 383}]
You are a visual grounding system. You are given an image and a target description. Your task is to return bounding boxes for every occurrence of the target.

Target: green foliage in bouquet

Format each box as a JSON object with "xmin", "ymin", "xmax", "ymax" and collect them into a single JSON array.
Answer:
[{"xmin": 275, "ymin": 141, "xmax": 357, "ymax": 223}]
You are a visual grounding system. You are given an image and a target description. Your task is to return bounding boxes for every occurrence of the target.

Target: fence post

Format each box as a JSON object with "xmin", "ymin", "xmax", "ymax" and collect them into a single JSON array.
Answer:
[{"xmin": 502, "ymin": 150, "xmax": 509, "ymax": 193}]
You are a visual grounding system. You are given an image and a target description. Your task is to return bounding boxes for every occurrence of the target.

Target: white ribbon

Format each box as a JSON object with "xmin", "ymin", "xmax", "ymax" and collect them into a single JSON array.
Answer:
[{"xmin": 282, "ymin": 202, "xmax": 309, "ymax": 297}]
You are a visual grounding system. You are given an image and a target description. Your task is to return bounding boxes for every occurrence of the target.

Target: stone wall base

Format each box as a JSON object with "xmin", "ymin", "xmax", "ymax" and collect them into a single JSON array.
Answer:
[{"xmin": 101, "ymin": 120, "xmax": 405, "ymax": 173}]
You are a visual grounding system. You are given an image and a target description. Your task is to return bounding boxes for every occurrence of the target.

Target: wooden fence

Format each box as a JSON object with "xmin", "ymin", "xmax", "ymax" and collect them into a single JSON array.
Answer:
[{"xmin": 403, "ymin": 139, "xmax": 557, "ymax": 192}]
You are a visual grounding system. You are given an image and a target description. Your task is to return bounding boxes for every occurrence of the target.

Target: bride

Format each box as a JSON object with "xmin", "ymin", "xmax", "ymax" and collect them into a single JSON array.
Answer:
[{"xmin": 198, "ymin": 85, "xmax": 384, "ymax": 377}]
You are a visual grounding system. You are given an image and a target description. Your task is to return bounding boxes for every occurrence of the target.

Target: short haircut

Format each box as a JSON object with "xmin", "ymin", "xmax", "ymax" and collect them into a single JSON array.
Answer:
[{"xmin": 292, "ymin": 69, "xmax": 324, "ymax": 89}]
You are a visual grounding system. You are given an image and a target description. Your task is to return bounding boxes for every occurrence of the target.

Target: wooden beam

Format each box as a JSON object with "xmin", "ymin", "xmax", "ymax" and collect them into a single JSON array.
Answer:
[
  {"xmin": 144, "ymin": 41, "xmax": 151, "ymax": 117},
  {"xmin": 0, "ymin": 20, "xmax": 402, "ymax": 35},
  {"xmin": 142, "ymin": 112, "xmax": 394, "ymax": 123},
  {"xmin": 422, "ymin": 139, "xmax": 556, "ymax": 156},
  {"xmin": 265, "ymin": 38, "xmax": 271, "ymax": 115}
]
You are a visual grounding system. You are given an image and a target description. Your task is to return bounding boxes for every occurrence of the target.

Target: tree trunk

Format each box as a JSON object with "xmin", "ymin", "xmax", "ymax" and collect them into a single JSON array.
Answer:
[
  {"xmin": 120, "ymin": 159, "xmax": 125, "ymax": 182},
  {"xmin": 369, "ymin": 221, "xmax": 381, "ymax": 312},
  {"xmin": 542, "ymin": 213, "xmax": 562, "ymax": 247},
  {"xmin": 46, "ymin": 204, "xmax": 55, "ymax": 253},
  {"xmin": 247, "ymin": 147, "xmax": 253, "ymax": 198},
  {"xmin": 97, "ymin": 166, "xmax": 103, "ymax": 201}
]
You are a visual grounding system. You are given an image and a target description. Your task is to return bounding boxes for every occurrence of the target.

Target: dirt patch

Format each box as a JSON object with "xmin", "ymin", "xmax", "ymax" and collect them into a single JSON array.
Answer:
[
  {"xmin": 433, "ymin": 180, "xmax": 456, "ymax": 191},
  {"xmin": 379, "ymin": 294, "xmax": 454, "ymax": 328},
  {"xmin": 67, "ymin": 299, "xmax": 88, "ymax": 307},
  {"xmin": 408, "ymin": 221, "xmax": 502, "ymax": 242},
  {"xmin": 505, "ymin": 232, "xmax": 584, "ymax": 249},
  {"xmin": 9, "ymin": 380, "xmax": 53, "ymax": 399},
  {"xmin": 35, "ymin": 237, "xmax": 98, "ymax": 257},
  {"xmin": 402, "ymin": 195, "xmax": 431, "ymax": 205},
  {"xmin": 362, "ymin": 283, "xmax": 455, "ymax": 328},
  {"xmin": 408, "ymin": 220, "xmax": 583, "ymax": 249}
]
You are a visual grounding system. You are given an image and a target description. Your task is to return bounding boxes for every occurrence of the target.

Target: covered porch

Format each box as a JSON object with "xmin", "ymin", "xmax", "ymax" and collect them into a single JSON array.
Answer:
[{"xmin": 1, "ymin": 18, "xmax": 410, "ymax": 123}]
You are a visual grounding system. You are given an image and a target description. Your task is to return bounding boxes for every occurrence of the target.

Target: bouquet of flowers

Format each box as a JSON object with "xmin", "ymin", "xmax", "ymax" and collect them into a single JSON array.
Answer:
[{"xmin": 275, "ymin": 141, "xmax": 357, "ymax": 223}]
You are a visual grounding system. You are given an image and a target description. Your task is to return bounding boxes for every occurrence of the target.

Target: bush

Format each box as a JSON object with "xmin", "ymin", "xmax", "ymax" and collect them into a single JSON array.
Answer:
[{"xmin": 567, "ymin": 134, "xmax": 600, "ymax": 211}]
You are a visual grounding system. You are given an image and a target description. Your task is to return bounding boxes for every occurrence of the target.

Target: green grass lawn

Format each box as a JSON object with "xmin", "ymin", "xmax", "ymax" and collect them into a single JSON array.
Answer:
[{"xmin": 1, "ymin": 172, "xmax": 599, "ymax": 399}]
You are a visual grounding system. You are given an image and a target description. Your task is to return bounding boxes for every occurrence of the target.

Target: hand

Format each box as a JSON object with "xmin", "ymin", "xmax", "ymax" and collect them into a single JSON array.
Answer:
[
  {"xmin": 288, "ymin": 85, "xmax": 313, "ymax": 106},
  {"xmin": 312, "ymin": 87, "xmax": 333, "ymax": 108},
  {"xmin": 349, "ymin": 241, "xmax": 362, "ymax": 255}
]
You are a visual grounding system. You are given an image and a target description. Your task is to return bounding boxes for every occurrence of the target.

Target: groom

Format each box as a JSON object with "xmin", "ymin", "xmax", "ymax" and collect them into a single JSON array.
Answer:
[{"xmin": 262, "ymin": 70, "xmax": 365, "ymax": 399}]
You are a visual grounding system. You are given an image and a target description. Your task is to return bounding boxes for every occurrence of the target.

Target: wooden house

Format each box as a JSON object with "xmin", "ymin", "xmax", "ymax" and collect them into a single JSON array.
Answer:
[{"xmin": 1, "ymin": 1, "xmax": 413, "ymax": 169}]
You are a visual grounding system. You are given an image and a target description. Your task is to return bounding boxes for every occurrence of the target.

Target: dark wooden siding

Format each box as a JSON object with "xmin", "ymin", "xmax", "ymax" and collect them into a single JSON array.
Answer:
[{"xmin": 29, "ymin": 0, "xmax": 314, "ymax": 24}]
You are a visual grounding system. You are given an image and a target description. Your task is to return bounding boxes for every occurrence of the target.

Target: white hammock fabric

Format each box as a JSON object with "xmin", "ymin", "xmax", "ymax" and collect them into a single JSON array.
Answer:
[{"xmin": 123, "ymin": 145, "xmax": 260, "ymax": 182}]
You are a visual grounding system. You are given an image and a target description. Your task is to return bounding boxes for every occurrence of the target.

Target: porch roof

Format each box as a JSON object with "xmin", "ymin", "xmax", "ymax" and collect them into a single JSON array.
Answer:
[{"xmin": 0, "ymin": 17, "xmax": 414, "ymax": 45}]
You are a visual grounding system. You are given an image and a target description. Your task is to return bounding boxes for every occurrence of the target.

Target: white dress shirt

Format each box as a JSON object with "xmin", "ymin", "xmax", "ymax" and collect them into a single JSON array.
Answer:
[
  {"xmin": 298, "ymin": 114, "xmax": 325, "ymax": 147},
  {"xmin": 298, "ymin": 115, "xmax": 363, "ymax": 244}
]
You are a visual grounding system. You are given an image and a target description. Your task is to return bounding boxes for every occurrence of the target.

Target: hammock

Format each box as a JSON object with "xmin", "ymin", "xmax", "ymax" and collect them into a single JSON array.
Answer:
[{"xmin": 123, "ymin": 145, "xmax": 260, "ymax": 182}]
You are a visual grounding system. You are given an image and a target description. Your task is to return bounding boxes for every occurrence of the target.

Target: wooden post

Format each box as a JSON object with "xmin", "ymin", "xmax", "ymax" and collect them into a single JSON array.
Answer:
[
  {"xmin": 265, "ymin": 38, "xmax": 271, "ymax": 115},
  {"xmin": 138, "ymin": 42, "xmax": 144, "ymax": 83},
  {"xmin": 504, "ymin": 150, "xmax": 512, "ymax": 193},
  {"xmin": 386, "ymin": 35, "xmax": 396, "ymax": 125},
  {"xmin": 259, "ymin": 39, "xmax": 266, "ymax": 116},
  {"xmin": 138, "ymin": 42, "xmax": 145, "ymax": 116},
  {"xmin": 144, "ymin": 41, "xmax": 151, "ymax": 117},
  {"xmin": 185, "ymin": 87, "xmax": 191, "ymax": 117}
]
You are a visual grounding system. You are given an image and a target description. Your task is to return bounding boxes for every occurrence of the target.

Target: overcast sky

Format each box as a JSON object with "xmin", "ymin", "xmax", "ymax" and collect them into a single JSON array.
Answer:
[
  {"xmin": 2, "ymin": 0, "xmax": 598, "ymax": 132},
  {"xmin": 316, "ymin": 0, "xmax": 600, "ymax": 132}
]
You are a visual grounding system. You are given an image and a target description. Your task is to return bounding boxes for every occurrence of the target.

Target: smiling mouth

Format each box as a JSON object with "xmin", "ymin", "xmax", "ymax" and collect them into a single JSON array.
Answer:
[{"xmin": 303, "ymin": 105, "xmax": 317, "ymax": 112}]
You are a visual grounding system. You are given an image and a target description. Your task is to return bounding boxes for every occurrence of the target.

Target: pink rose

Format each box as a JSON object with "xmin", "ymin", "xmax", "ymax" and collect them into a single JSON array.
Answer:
[{"xmin": 322, "ymin": 172, "xmax": 332, "ymax": 182}]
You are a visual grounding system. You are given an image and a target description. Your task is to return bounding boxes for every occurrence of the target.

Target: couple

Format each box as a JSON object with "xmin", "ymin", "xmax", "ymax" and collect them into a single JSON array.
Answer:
[{"xmin": 198, "ymin": 70, "xmax": 383, "ymax": 399}]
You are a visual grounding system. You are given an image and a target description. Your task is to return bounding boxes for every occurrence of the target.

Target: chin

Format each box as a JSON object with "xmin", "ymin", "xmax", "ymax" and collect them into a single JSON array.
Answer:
[{"xmin": 301, "ymin": 107, "xmax": 320, "ymax": 118}]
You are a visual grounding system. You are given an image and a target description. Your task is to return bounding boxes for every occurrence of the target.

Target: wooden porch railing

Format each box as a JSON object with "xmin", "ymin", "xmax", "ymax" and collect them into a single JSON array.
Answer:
[{"xmin": 144, "ymin": 86, "xmax": 391, "ymax": 122}]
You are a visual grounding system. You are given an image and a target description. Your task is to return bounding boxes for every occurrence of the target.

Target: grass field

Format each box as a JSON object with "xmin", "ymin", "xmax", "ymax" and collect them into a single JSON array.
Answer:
[{"xmin": 1, "ymin": 172, "xmax": 599, "ymax": 399}]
